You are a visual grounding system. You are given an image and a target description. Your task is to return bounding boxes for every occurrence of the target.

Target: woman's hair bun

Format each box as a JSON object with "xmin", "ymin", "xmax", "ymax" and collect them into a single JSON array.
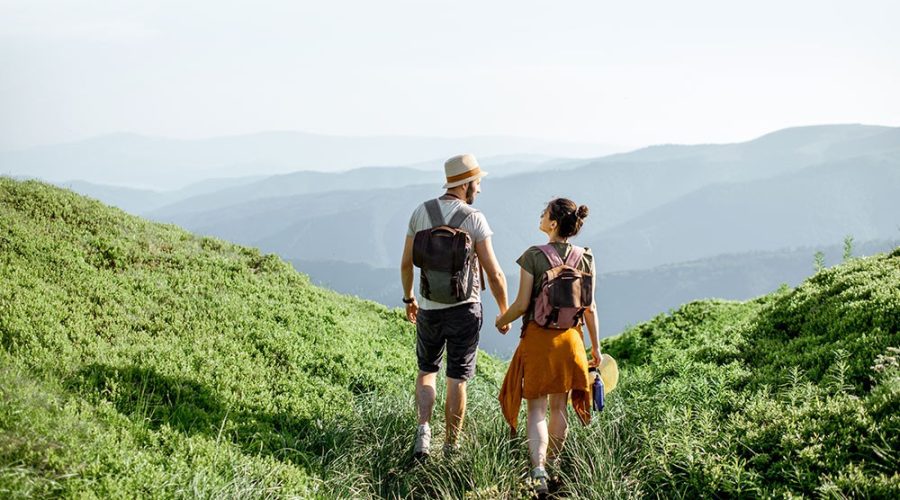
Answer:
[{"xmin": 576, "ymin": 205, "xmax": 589, "ymax": 219}]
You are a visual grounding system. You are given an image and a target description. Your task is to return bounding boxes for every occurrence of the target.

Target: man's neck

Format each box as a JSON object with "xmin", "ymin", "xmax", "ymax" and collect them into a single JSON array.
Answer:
[{"xmin": 441, "ymin": 191, "xmax": 464, "ymax": 202}]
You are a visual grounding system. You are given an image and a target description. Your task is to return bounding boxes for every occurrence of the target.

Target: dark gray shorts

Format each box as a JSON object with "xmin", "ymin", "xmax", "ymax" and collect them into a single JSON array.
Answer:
[{"xmin": 416, "ymin": 302, "xmax": 482, "ymax": 380}]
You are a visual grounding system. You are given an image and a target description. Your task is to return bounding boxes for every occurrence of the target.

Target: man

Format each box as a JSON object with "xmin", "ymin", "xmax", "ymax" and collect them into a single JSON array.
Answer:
[{"xmin": 400, "ymin": 153, "xmax": 510, "ymax": 460}]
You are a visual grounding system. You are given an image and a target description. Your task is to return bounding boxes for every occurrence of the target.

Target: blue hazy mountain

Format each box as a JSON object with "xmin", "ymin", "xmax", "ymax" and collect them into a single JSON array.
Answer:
[
  {"xmin": 53, "ymin": 175, "xmax": 267, "ymax": 214},
  {"xmin": 587, "ymin": 154, "xmax": 900, "ymax": 271},
  {"xmin": 146, "ymin": 156, "xmax": 560, "ymax": 219},
  {"xmin": 0, "ymin": 131, "xmax": 613, "ymax": 189},
  {"xmin": 148, "ymin": 124, "xmax": 900, "ymax": 271}
]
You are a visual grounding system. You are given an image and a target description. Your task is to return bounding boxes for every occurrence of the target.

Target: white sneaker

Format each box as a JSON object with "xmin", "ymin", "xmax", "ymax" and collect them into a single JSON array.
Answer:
[{"xmin": 414, "ymin": 424, "xmax": 431, "ymax": 459}]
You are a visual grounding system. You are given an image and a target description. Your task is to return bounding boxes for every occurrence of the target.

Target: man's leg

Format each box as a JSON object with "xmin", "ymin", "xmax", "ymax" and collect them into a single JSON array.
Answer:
[
  {"xmin": 443, "ymin": 303, "xmax": 481, "ymax": 448},
  {"xmin": 416, "ymin": 370, "xmax": 438, "ymax": 425},
  {"xmin": 414, "ymin": 307, "xmax": 442, "ymax": 458},
  {"xmin": 444, "ymin": 377, "xmax": 467, "ymax": 445}
]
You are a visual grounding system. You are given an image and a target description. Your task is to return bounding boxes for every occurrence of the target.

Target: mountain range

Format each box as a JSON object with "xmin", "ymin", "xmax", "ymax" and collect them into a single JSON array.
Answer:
[
  {"xmin": 136, "ymin": 124, "xmax": 900, "ymax": 272},
  {"xmin": 0, "ymin": 131, "xmax": 612, "ymax": 189}
]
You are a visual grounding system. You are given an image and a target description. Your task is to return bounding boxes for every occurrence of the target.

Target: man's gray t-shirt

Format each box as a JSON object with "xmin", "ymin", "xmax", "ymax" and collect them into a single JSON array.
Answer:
[{"xmin": 407, "ymin": 198, "xmax": 493, "ymax": 310}]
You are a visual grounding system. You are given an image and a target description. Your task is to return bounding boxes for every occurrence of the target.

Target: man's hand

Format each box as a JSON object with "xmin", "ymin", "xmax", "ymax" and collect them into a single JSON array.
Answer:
[
  {"xmin": 405, "ymin": 300, "xmax": 419, "ymax": 324},
  {"xmin": 400, "ymin": 236, "xmax": 417, "ymax": 324}
]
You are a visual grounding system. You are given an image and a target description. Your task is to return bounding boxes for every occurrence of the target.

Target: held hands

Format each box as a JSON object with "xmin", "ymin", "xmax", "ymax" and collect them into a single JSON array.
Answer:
[{"xmin": 495, "ymin": 315, "xmax": 510, "ymax": 335}]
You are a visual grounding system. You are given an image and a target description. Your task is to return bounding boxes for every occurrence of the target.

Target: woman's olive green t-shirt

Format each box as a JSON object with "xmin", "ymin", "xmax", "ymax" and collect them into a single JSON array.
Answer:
[{"xmin": 515, "ymin": 242, "xmax": 596, "ymax": 324}]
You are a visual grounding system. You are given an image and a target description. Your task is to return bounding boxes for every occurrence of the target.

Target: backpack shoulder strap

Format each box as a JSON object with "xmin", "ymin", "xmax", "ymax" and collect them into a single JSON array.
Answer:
[
  {"xmin": 447, "ymin": 203, "xmax": 479, "ymax": 228},
  {"xmin": 424, "ymin": 199, "xmax": 444, "ymax": 228},
  {"xmin": 537, "ymin": 244, "xmax": 565, "ymax": 267},
  {"xmin": 565, "ymin": 245, "xmax": 585, "ymax": 268}
]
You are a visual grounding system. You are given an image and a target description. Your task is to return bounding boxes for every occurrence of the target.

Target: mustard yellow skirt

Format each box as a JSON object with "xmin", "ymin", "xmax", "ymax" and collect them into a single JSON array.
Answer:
[{"xmin": 498, "ymin": 321, "xmax": 591, "ymax": 433}]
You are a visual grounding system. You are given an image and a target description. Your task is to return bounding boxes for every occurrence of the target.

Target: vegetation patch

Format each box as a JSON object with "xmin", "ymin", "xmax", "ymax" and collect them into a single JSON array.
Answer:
[{"xmin": 2, "ymin": 178, "xmax": 898, "ymax": 498}]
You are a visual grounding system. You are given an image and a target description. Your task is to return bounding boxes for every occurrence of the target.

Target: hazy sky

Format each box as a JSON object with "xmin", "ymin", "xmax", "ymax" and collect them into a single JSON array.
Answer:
[{"xmin": 1, "ymin": 0, "xmax": 898, "ymax": 151}]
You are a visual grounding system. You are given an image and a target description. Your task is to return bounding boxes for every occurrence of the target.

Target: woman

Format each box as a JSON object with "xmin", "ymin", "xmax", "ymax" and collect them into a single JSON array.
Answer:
[{"xmin": 495, "ymin": 198, "xmax": 601, "ymax": 494}]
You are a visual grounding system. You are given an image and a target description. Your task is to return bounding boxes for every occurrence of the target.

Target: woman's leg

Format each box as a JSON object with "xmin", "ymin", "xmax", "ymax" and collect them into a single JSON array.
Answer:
[
  {"xmin": 547, "ymin": 392, "xmax": 569, "ymax": 463},
  {"xmin": 526, "ymin": 396, "xmax": 549, "ymax": 468}
]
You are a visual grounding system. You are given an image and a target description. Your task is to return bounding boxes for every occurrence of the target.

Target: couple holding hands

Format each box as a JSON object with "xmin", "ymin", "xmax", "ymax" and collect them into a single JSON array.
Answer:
[{"xmin": 400, "ymin": 154, "xmax": 602, "ymax": 494}]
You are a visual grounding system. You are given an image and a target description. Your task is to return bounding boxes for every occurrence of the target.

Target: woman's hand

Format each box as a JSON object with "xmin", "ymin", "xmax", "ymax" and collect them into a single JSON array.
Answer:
[
  {"xmin": 495, "ymin": 315, "xmax": 510, "ymax": 335},
  {"xmin": 493, "ymin": 268, "xmax": 533, "ymax": 335},
  {"xmin": 589, "ymin": 346, "xmax": 601, "ymax": 367}
]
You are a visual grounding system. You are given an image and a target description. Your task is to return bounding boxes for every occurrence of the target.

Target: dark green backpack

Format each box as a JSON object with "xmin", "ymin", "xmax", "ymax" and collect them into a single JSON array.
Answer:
[{"xmin": 412, "ymin": 199, "xmax": 479, "ymax": 304}]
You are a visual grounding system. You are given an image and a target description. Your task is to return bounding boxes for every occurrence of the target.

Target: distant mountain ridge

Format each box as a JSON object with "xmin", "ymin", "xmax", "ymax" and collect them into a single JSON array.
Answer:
[
  {"xmin": 597, "ymin": 123, "xmax": 891, "ymax": 165},
  {"xmin": 588, "ymin": 153, "xmax": 900, "ymax": 271},
  {"xmin": 54, "ymin": 175, "xmax": 268, "ymax": 214},
  {"xmin": 0, "ymin": 131, "xmax": 614, "ymax": 189},
  {"xmin": 145, "ymin": 124, "xmax": 900, "ymax": 270}
]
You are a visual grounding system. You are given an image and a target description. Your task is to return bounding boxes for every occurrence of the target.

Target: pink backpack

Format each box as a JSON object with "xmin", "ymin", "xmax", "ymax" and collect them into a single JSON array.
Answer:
[{"xmin": 533, "ymin": 245, "xmax": 593, "ymax": 329}]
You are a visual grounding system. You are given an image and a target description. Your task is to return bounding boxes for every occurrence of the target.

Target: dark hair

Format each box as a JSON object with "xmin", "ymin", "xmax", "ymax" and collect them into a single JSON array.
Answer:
[{"xmin": 546, "ymin": 198, "xmax": 589, "ymax": 238}]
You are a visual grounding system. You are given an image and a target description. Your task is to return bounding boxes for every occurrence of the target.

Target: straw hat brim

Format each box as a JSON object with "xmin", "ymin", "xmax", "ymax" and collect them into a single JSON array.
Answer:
[
  {"xmin": 442, "ymin": 171, "xmax": 488, "ymax": 189},
  {"xmin": 598, "ymin": 353, "xmax": 619, "ymax": 395}
]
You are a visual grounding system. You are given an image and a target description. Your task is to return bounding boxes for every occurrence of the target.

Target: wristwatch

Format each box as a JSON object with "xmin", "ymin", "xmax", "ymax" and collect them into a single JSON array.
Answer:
[{"xmin": 402, "ymin": 296, "xmax": 416, "ymax": 304}]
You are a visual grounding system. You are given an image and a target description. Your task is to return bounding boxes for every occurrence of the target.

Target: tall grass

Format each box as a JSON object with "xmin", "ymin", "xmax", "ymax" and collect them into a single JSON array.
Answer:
[{"xmin": 318, "ymin": 369, "xmax": 644, "ymax": 499}]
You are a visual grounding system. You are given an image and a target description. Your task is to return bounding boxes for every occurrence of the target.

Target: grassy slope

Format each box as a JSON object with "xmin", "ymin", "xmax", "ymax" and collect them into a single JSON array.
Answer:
[
  {"xmin": 603, "ymin": 248, "xmax": 900, "ymax": 497},
  {"xmin": 2, "ymin": 177, "xmax": 898, "ymax": 498},
  {"xmin": 0, "ymin": 178, "xmax": 503, "ymax": 497}
]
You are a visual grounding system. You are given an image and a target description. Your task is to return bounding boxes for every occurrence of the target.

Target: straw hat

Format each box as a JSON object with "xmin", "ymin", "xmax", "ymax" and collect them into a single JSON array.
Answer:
[
  {"xmin": 443, "ymin": 154, "xmax": 489, "ymax": 189},
  {"xmin": 598, "ymin": 353, "xmax": 619, "ymax": 395}
]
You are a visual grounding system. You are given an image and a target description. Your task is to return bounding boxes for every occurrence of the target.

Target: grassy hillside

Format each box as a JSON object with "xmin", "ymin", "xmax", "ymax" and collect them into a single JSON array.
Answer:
[
  {"xmin": 0, "ymin": 178, "xmax": 503, "ymax": 497},
  {"xmin": 2, "ymin": 177, "xmax": 898, "ymax": 498},
  {"xmin": 601, "ymin": 248, "xmax": 900, "ymax": 497}
]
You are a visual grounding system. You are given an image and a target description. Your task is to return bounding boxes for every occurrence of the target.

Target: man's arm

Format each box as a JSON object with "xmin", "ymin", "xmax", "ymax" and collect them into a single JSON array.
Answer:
[
  {"xmin": 400, "ymin": 236, "xmax": 418, "ymax": 323},
  {"xmin": 474, "ymin": 236, "xmax": 508, "ymax": 315}
]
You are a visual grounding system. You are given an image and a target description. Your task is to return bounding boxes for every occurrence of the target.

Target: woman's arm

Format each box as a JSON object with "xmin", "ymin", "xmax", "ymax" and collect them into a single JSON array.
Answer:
[
  {"xmin": 583, "ymin": 255, "xmax": 600, "ymax": 365},
  {"xmin": 495, "ymin": 267, "xmax": 534, "ymax": 329},
  {"xmin": 583, "ymin": 303, "xmax": 601, "ymax": 366}
]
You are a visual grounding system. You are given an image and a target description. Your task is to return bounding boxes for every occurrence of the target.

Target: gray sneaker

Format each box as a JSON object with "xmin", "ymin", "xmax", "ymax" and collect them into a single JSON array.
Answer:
[
  {"xmin": 442, "ymin": 442, "xmax": 460, "ymax": 458},
  {"xmin": 530, "ymin": 467, "xmax": 549, "ymax": 496},
  {"xmin": 413, "ymin": 425, "xmax": 431, "ymax": 460}
]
